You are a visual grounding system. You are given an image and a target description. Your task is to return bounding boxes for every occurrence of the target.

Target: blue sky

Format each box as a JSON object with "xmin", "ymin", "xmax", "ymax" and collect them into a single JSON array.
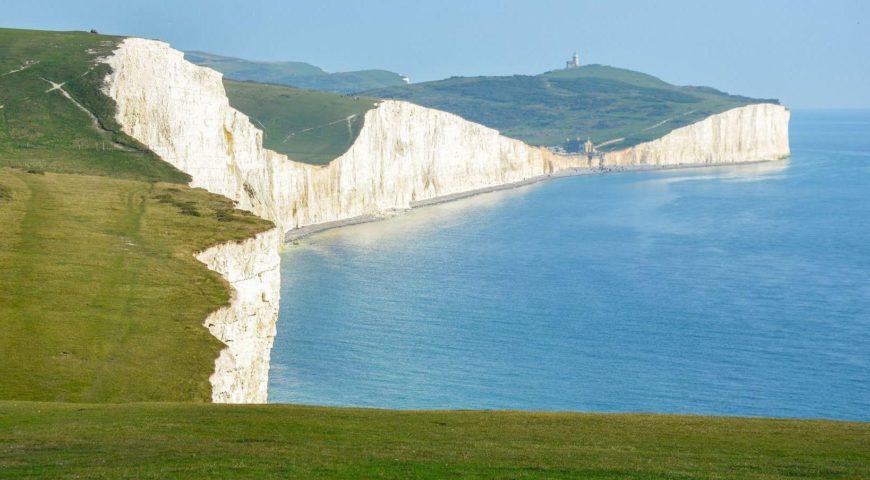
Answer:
[{"xmin": 4, "ymin": 0, "xmax": 869, "ymax": 108}]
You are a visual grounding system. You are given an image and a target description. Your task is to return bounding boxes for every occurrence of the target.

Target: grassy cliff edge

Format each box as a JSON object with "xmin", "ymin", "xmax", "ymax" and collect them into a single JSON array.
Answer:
[{"xmin": 0, "ymin": 28, "xmax": 273, "ymax": 402}]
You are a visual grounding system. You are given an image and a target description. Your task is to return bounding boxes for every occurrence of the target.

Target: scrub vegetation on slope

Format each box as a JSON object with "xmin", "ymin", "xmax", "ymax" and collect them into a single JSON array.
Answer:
[
  {"xmin": 365, "ymin": 65, "xmax": 780, "ymax": 151},
  {"xmin": 0, "ymin": 28, "xmax": 272, "ymax": 402}
]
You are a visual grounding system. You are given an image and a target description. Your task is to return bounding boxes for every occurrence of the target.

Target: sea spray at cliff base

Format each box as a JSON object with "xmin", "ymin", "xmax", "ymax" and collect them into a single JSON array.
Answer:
[{"xmin": 102, "ymin": 37, "xmax": 790, "ymax": 403}]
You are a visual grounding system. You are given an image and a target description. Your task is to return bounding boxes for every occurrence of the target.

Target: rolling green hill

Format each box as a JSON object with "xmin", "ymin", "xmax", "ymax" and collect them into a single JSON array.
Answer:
[
  {"xmin": 0, "ymin": 28, "xmax": 272, "ymax": 402},
  {"xmin": 364, "ymin": 65, "xmax": 780, "ymax": 151},
  {"xmin": 186, "ymin": 51, "xmax": 407, "ymax": 94},
  {"xmin": 223, "ymin": 80, "xmax": 378, "ymax": 165}
]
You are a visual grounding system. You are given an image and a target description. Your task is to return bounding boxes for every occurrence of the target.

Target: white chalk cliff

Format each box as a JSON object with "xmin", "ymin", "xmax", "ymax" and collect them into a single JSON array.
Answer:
[
  {"xmin": 605, "ymin": 103, "xmax": 790, "ymax": 167},
  {"xmin": 194, "ymin": 229, "xmax": 280, "ymax": 403},
  {"xmin": 102, "ymin": 38, "xmax": 790, "ymax": 403},
  {"xmin": 103, "ymin": 39, "xmax": 583, "ymax": 234}
]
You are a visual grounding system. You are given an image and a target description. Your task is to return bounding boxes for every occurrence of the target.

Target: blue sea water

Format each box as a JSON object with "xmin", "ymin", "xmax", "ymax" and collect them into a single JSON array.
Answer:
[{"xmin": 269, "ymin": 110, "xmax": 870, "ymax": 421}]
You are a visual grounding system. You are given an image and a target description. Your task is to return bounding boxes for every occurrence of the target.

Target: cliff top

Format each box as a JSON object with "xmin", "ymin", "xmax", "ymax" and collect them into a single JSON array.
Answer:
[
  {"xmin": 0, "ymin": 28, "xmax": 189, "ymax": 182},
  {"xmin": 223, "ymin": 79, "xmax": 379, "ymax": 165}
]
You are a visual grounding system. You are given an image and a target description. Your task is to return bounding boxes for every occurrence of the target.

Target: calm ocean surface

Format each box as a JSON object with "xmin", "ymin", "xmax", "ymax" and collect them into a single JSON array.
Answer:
[{"xmin": 269, "ymin": 110, "xmax": 870, "ymax": 420}]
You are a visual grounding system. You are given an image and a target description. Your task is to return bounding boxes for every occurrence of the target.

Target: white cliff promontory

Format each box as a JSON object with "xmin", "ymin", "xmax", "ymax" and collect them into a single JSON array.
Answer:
[
  {"xmin": 605, "ymin": 103, "xmax": 790, "ymax": 167},
  {"xmin": 103, "ymin": 38, "xmax": 790, "ymax": 403},
  {"xmin": 194, "ymin": 229, "xmax": 281, "ymax": 403}
]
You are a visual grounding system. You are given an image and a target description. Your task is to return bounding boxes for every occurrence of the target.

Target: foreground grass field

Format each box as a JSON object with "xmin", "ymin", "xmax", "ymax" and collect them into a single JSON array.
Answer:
[
  {"xmin": 223, "ymin": 79, "xmax": 378, "ymax": 164},
  {"xmin": 0, "ymin": 169, "xmax": 271, "ymax": 401},
  {"xmin": 0, "ymin": 402, "xmax": 867, "ymax": 479}
]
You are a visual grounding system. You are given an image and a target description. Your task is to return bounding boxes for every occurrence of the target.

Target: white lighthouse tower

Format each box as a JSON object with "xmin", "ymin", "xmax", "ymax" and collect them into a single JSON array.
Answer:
[{"xmin": 565, "ymin": 51, "xmax": 581, "ymax": 69}]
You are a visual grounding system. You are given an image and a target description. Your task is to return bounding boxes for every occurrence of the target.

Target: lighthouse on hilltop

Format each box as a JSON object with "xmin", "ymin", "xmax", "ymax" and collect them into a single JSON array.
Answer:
[{"xmin": 565, "ymin": 51, "xmax": 581, "ymax": 69}]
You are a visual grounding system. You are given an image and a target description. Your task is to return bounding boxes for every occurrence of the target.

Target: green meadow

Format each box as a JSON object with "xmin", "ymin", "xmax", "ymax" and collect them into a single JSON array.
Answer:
[{"xmin": 1, "ymin": 402, "xmax": 867, "ymax": 479}]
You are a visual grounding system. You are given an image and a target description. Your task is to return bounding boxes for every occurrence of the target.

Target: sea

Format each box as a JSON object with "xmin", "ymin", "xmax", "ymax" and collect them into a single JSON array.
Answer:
[{"xmin": 269, "ymin": 110, "xmax": 870, "ymax": 421}]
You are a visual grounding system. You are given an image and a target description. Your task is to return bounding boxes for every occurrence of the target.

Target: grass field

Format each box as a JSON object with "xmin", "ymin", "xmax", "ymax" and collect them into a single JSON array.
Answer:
[
  {"xmin": 364, "ymin": 64, "xmax": 778, "ymax": 151},
  {"xmin": 0, "ymin": 402, "xmax": 867, "ymax": 479},
  {"xmin": 223, "ymin": 79, "xmax": 378, "ymax": 164},
  {"xmin": 186, "ymin": 50, "xmax": 406, "ymax": 94},
  {"xmin": 0, "ymin": 169, "xmax": 271, "ymax": 402},
  {"xmin": 0, "ymin": 28, "xmax": 273, "ymax": 402}
]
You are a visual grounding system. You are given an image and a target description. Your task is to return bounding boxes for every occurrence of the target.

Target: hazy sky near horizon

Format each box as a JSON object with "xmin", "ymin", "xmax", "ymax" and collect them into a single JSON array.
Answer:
[{"xmin": 4, "ymin": 0, "xmax": 869, "ymax": 108}]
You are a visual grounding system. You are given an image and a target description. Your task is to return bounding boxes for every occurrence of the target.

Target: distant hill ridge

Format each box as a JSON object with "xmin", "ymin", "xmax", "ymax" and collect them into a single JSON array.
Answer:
[
  {"xmin": 185, "ymin": 51, "xmax": 407, "ymax": 95},
  {"xmin": 364, "ymin": 64, "xmax": 780, "ymax": 151},
  {"xmin": 190, "ymin": 50, "xmax": 779, "ymax": 153}
]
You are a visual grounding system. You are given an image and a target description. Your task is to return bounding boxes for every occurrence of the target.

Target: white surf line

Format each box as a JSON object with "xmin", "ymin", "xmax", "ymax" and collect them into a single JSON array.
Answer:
[
  {"xmin": 282, "ymin": 114, "xmax": 358, "ymax": 143},
  {"xmin": 1, "ymin": 60, "xmax": 39, "ymax": 77}
]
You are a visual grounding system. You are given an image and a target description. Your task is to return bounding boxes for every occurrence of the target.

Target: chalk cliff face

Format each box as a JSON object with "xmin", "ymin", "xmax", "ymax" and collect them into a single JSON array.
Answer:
[
  {"xmin": 605, "ymin": 103, "xmax": 790, "ymax": 167},
  {"xmin": 104, "ymin": 39, "xmax": 584, "ymax": 234},
  {"xmin": 272, "ymin": 100, "xmax": 587, "ymax": 230},
  {"xmin": 194, "ymin": 228, "xmax": 281, "ymax": 403},
  {"xmin": 103, "ymin": 38, "xmax": 790, "ymax": 403}
]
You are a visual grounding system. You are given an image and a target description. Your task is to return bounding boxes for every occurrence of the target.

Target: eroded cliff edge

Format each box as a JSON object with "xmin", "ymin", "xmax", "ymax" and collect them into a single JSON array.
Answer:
[
  {"xmin": 194, "ymin": 229, "xmax": 280, "ymax": 403},
  {"xmin": 103, "ymin": 38, "xmax": 790, "ymax": 403}
]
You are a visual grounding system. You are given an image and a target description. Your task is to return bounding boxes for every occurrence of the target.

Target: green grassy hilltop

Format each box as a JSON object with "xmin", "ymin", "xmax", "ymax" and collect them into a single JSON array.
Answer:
[
  {"xmin": 186, "ymin": 50, "xmax": 407, "ymax": 94},
  {"xmin": 364, "ymin": 65, "xmax": 779, "ymax": 151},
  {"xmin": 223, "ymin": 80, "xmax": 378, "ymax": 164},
  {"xmin": 0, "ymin": 28, "xmax": 272, "ymax": 402}
]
